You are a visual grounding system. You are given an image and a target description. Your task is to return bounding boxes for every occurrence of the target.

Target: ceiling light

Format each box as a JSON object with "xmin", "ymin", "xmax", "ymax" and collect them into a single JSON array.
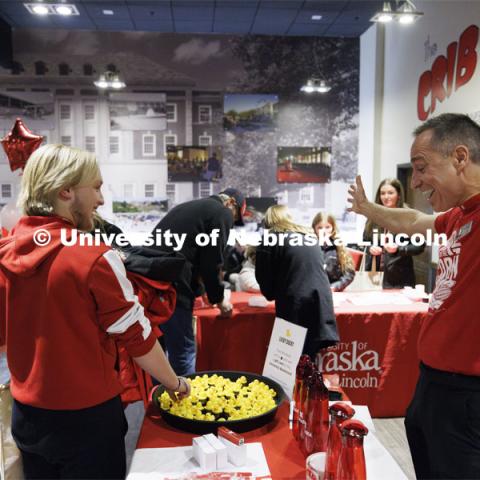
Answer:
[
  {"xmin": 371, "ymin": 0, "xmax": 423, "ymax": 24},
  {"xmin": 32, "ymin": 4, "xmax": 50, "ymax": 15},
  {"xmin": 94, "ymin": 71, "xmax": 126, "ymax": 90},
  {"xmin": 311, "ymin": 15, "xmax": 322, "ymax": 21},
  {"xmin": 103, "ymin": 9, "xmax": 114, "ymax": 15},
  {"xmin": 94, "ymin": 74, "xmax": 108, "ymax": 89},
  {"xmin": 316, "ymin": 80, "xmax": 331, "ymax": 93},
  {"xmin": 396, "ymin": 1, "xmax": 422, "ymax": 24},
  {"xmin": 371, "ymin": 1, "xmax": 393, "ymax": 22},
  {"xmin": 55, "ymin": 5, "xmax": 73, "ymax": 15},
  {"xmin": 110, "ymin": 78, "xmax": 126, "ymax": 89},
  {"xmin": 398, "ymin": 13, "xmax": 415, "ymax": 24},
  {"xmin": 25, "ymin": 3, "xmax": 80, "ymax": 15},
  {"xmin": 301, "ymin": 80, "xmax": 315, "ymax": 93},
  {"xmin": 300, "ymin": 78, "xmax": 331, "ymax": 94}
]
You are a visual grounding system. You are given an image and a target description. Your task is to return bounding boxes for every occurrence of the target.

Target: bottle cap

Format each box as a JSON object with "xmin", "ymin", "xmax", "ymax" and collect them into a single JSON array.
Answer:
[
  {"xmin": 340, "ymin": 419, "xmax": 369, "ymax": 438},
  {"xmin": 329, "ymin": 402, "xmax": 355, "ymax": 419}
]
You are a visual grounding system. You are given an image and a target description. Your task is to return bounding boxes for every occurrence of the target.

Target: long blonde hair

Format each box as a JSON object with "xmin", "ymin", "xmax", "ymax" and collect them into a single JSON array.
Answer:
[
  {"xmin": 312, "ymin": 211, "xmax": 354, "ymax": 273},
  {"xmin": 18, "ymin": 144, "xmax": 99, "ymax": 216},
  {"xmin": 264, "ymin": 205, "xmax": 312, "ymax": 235}
]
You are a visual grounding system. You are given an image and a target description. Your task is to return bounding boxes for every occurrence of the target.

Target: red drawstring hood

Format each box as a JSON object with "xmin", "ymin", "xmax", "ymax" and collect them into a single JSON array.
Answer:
[{"xmin": 0, "ymin": 216, "xmax": 72, "ymax": 276}]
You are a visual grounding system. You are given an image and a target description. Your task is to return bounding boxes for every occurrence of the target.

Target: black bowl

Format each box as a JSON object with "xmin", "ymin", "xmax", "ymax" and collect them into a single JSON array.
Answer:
[{"xmin": 152, "ymin": 370, "xmax": 286, "ymax": 434}]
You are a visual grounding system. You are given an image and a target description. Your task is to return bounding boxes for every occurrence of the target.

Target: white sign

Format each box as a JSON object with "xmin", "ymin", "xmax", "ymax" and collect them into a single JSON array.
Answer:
[{"xmin": 262, "ymin": 317, "xmax": 307, "ymax": 400}]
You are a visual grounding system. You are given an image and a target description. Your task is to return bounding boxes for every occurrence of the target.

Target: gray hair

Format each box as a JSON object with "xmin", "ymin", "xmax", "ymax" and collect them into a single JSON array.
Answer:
[{"xmin": 413, "ymin": 113, "xmax": 480, "ymax": 163}]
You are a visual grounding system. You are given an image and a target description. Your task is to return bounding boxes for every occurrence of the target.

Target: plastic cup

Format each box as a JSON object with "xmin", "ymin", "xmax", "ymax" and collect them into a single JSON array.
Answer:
[{"xmin": 306, "ymin": 452, "xmax": 326, "ymax": 480}]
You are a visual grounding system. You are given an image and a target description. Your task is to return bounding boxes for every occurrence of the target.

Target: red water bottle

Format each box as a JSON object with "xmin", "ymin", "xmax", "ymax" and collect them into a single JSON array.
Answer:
[
  {"xmin": 337, "ymin": 419, "xmax": 369, "ymax": 480},
  {"xmin": 302, "ymin": 370, "xmax": 329, "ymax": 456},
  {"xmin": 324, "ymin": 402, "xmax": 356, "ymax": 480},
  {"xmin": 298, "ymin": 359, "xmax": 314, "ymax": 445},
  {"xmin": 292, "ymin": 355, "xmax": 310, "ymax": 440}
]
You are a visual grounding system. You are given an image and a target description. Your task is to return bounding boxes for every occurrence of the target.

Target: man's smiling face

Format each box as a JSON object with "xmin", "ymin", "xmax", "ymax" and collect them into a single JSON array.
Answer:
[{"xmin": 410, "ymin": 130, "xmax": 466, "ymax": 212}]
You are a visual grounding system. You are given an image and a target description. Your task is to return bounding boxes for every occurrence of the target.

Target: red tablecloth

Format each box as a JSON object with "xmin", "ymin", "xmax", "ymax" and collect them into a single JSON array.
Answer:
[
  {"xmin": 137, "ymin": 402, "xmax": 307, "ymax": 479},
  {"xmin": 195, "ymin": 291, "xmax": 428, "ymax": 417},
  {"xmin": 138, "ymin": 379, "xmax": 349, "ymax": 480}
]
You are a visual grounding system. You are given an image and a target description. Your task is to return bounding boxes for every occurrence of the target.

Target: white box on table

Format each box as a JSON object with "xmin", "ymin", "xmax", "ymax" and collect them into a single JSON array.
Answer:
[
  {"xmin": 217, "ymin": 427, "xmax": 247, "ymax": 467},
  {"xmin": 203, "ymin": 433, "xmax": 228, "ymax": 469},
  {"xmin": 192, "ymin": 436, "xmax": 216, "ymax": 470}
]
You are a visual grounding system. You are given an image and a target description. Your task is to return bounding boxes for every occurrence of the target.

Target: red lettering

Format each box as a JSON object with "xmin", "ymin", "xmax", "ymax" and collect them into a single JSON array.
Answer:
[
  {"xmin": 431, "ymin": 55, "xmax": 447, "ymax": 113},
  {"xmin": 417, "ymin": 25, "xmax": 479, "ymax": 121},
  {"xmin": 446, "ymin": 41, "xmax": 457, "ymax": 96},
  {"xmin": 456, "ymin": 25, "xmax": 479, "ymax": 90},
  {"xmin": 417, "ymin": 70, "xmax": 432, "ymax": 121}
]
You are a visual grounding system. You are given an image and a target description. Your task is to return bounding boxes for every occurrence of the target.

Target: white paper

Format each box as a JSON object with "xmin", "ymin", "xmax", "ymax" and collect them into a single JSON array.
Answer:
[
  {"xmin": 332, "ymin": 291, "xmax": 349, "ymax": 307},
  {"xmin": 347, "ymin": 292, "xmax": 414, "ymax": 306},
  {"xmin": 127, "ymin": 443, "xmax": 270, "ymax": 480},
  {"xmin": 248, "ymin": 295, "xmax": 269, "ymax": 308},
  {"xmin": 262, "ymin": 317, "xmax": 307, "ymax": 400}
]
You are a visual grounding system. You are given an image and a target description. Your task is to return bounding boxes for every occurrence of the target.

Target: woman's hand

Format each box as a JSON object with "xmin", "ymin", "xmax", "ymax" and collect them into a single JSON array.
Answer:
[
  {"xmin": 384, "ymin": 243, "xmax": 398, "ymax": 254},
  {"xmin": 369, "ymin": 246, "xmax": 383, "ymax": 256},
  {"xmin": 166, "ymin": 376, "xmax": 191, "ymax": 402}
]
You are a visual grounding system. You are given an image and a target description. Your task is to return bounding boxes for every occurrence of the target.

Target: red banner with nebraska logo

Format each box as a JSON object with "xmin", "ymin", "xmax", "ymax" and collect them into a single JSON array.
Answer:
[
  {"xmin": 195, "ymin": 292, "xmax": 428, "ymax": 417},
  {"xmin": 318, "ymin": 307, "xmax": 426, "ymax": 417}
]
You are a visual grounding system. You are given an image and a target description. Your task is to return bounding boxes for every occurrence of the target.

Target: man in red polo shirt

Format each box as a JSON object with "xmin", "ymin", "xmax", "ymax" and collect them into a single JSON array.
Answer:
[
  {"xmin": 0, "ymin": 144, "xmax": 190, "ymax": 479},
  {"xmin": 348, "ymin": 113, "xmax": 480, "ymax": 478}
]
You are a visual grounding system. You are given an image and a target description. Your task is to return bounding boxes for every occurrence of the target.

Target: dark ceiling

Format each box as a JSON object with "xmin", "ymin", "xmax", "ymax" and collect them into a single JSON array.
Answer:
[{"xmin": 0, "ymin": 0, "xmax": 384, "ymax": 37}]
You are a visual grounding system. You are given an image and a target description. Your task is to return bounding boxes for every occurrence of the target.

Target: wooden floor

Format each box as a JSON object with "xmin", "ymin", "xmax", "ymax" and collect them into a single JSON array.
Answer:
[{"xmin": 373, "ymin": 417, "xmax": 416, "ymax": 479}]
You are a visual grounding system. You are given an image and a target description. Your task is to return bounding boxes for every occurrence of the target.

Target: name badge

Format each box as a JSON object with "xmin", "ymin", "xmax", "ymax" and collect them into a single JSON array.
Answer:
[{"xmin": 457, "ymin": 221, "xmax": 473, "ymax": 240}]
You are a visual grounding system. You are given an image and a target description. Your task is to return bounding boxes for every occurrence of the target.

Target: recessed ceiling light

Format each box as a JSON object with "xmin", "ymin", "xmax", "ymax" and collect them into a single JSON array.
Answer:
[
  {"xmin": 311, "ymin": 15, "xmax": 322, "ymax": 20},
  {"xmin": 32, "ymin": 4, "xmax": 50, "ymax": 15},
  {"xmin": 56, "ymin": 5, "xmax": 73, "ymax": 15},
  {"xmin": 103, "ymin": 9, "xmax": 114, "ymax": 15}
]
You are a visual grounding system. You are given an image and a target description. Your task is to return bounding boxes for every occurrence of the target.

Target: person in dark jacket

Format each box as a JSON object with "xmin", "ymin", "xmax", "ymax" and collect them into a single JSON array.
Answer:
[
  {"xmin": 363, "ymin": 178, "xmax": 424, "ymax": 288},
  {"xmin": 255, "ymin": 205, "xmax": 338, "ymax": 359},
  {"xmin": 312, "ymin": 211, "xmax": 355, "ymax": 291},
  {"xmin": 151, "ymin": 187, "xmax": 246, "ymax": 375},
  {"xmin": 93, "ymin": 215, "xmax": 186, "ymax": 283}
]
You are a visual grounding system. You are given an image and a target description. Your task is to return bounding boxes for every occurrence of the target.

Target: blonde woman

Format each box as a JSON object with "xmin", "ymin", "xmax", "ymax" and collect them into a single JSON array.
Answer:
[
  {"xmin": 0, "ymin": 144, "xmax": 189, "ymax": 479},
  {"xmin": 255, "ymin": 205, "xmax": 338, "ymax": 358},
  {"xmin": 312, "ymin": 212, "xmax": 355, "ymax": 291}
]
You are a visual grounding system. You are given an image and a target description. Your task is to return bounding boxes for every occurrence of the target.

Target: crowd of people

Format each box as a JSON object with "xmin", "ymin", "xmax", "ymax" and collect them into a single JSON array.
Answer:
[{"xmin": 1, "ymin": 112, "xmax": 480, "ymax": 479}]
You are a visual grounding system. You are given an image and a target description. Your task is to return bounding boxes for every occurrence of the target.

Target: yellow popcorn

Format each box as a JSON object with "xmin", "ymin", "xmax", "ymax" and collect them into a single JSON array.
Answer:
[{"xmin": 159, "ymin": 374, "xmax": 277, "ymax": 422}]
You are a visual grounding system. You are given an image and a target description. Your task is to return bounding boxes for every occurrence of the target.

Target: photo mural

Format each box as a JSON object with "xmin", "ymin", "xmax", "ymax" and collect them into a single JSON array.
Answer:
[{"xmin": 1, "ymin": 30, "xmax": 359, "ymax": 230}]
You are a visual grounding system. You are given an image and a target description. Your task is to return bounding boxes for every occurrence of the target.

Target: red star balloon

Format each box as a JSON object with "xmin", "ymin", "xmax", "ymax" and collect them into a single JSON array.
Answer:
[{"xmin": 1, "ymin": 118, "xmax": 44, "ymax": 172}]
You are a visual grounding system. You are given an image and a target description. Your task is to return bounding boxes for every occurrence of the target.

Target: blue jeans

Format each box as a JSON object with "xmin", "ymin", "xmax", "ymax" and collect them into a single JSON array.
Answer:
[{"xmin": 160, "ymin": 305, "xmax": 196, "ymax": 376}]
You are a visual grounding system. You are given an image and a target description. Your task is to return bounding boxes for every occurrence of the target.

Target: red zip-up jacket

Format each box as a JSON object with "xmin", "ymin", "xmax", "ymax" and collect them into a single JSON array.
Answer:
[{"xmin": 0, "ymin": 216, "xmax": 157, "ymax": 410}]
